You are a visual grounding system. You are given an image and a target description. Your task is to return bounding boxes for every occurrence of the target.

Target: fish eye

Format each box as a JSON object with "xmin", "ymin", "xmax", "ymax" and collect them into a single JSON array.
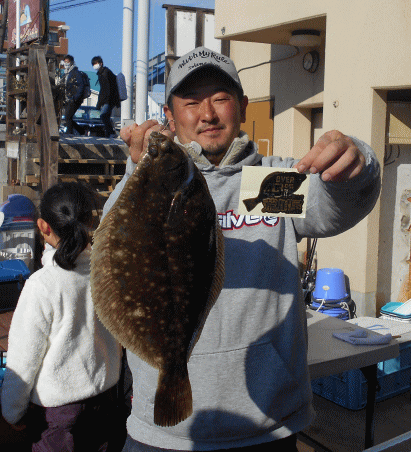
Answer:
[
  {"xmin": 148, "ymin": 145, "xmax": 158, "ymax": 157},
  {"xmin": 160, "ymin": 140, "xmax": 173, "ymax": 153}
]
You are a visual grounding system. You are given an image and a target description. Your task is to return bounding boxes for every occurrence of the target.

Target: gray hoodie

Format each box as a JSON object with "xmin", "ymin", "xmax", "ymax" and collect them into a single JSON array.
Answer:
[{"xmin": 102, "ymin": 133, "xmax": 380, "ymax": 451}]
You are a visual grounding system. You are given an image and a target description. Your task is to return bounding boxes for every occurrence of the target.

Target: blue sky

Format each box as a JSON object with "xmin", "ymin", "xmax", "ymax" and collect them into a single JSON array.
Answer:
[{"xmin": 50, "ymin": 0, "xmax": 215, "ymax": 75}]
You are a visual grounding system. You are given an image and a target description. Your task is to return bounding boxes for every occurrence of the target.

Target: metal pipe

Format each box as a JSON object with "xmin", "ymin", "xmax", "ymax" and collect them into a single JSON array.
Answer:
[
  {"xmin": 15, "ymin": 0, "xmax": 20, "ymax": 120},
  {"xmin": 135, "ymin": 0, "xmax": 149, "ymax": 124},
  {"xmin": 121, "ymin": 0, "xmax": 134, "ymax": 127}
]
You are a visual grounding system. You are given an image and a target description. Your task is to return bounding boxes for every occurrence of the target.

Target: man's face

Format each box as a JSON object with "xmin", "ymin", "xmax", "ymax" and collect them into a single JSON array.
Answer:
[{"xmin": 164, "ymin": 71, "xmax": 248, "ymax": 165}]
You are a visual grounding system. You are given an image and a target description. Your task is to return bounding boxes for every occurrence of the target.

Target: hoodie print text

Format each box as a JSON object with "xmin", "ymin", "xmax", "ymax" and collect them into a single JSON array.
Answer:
[{"xmin": 218, "ymin": 210, "xmax": 279, "ymax": 231}]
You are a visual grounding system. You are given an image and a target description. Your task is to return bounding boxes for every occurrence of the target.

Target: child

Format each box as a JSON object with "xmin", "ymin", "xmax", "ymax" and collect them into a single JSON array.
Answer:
[{"xmin": 1, "ymin": 182, "xmax": 123, "ymax": 451}]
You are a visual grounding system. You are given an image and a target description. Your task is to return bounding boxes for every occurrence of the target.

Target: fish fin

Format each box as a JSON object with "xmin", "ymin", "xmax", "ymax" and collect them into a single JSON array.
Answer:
[
  {"xmin": 154, "ymin": 365, "xmax": 193, "ymax": 427},
  {"xmin": 243, "ymin": 197, "xmax": 259, "ymax": 212}
]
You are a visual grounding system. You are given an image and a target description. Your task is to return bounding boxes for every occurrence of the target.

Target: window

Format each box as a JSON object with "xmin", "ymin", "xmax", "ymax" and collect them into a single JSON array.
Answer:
[{"xmin": 48, "ymin": 32, "xmax": 59, "ymax": 46}]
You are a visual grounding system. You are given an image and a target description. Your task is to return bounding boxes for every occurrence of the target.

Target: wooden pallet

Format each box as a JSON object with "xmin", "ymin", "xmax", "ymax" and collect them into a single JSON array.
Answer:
[{"xmin": 26, "ymin": 156, "xmax": 127, "ymax": 198}]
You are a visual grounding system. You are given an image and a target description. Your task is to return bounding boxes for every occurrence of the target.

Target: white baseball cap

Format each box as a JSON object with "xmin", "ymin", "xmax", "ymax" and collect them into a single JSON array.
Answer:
[{"xmin": 165, "ymin": 47, "xmax": 243, "ymax": 105}]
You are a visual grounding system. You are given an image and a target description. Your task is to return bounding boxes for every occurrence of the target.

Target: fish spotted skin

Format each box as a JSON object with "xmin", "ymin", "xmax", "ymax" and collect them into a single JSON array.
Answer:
[{"xmin": 91, "ymin": 132, "xmax": 225, "ymax": 427}]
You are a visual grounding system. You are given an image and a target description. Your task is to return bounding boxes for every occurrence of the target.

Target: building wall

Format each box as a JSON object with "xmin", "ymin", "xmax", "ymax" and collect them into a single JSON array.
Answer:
[
  {"xmin": 0, "ymin": 19, "xmax": 69, "ymax": 55},
  {"xmin": 214, "ymin": 0, "xmax": 411, "ymax": 316}
]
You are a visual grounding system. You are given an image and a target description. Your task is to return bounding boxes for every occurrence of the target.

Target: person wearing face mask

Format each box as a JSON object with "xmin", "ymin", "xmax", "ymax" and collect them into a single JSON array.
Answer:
[
  {"xmin": 60, "ymin": 54, "xmax": 85, "ymax": 135},
  {"xmin": 91, "ymin": 56, "xmax": 120, "ymax": 138}
]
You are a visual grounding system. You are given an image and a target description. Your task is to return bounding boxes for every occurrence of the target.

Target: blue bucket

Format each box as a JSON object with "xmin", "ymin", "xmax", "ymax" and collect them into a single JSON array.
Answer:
[{"xmin": 312, "ymin": 268, "xmax": 348, "ymax": 301}]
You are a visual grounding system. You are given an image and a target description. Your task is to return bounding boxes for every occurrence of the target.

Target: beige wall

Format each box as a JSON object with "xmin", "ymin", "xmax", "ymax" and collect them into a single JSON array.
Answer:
[
  {"xmin": 215, "ymin": 0, "xmax": 327, "ymax": 43},
  {"xmin": 216, "ymin": 0, "xmax": 411, "ymax": 316}
]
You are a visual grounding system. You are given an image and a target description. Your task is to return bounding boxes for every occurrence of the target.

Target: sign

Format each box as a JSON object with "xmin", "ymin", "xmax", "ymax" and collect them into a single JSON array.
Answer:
[
  {"xmin": 238, "ymin": 167, "xmax": 310, "ymax": 218},
  {"xmin": 8, "ymin": 0, "xmax": 45, "ymax": 47}
]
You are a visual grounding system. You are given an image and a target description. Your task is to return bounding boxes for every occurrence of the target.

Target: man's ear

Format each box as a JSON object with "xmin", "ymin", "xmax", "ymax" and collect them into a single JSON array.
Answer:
[
  {"xmin": 164, "ymin": 106, "xmax": 176, "ymax": 133},
  {"xmin": 240, "ymin": 96, "xmax": 248, "ymax": 124},
  {"xmin": 37, "ymin": 218, "xmax": 51, "ymax": 236}
]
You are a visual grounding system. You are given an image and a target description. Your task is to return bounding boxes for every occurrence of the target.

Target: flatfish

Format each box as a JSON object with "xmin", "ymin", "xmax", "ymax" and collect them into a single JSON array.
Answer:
[
  {"xmin": 91, "ymin": 132, "xmax": 225, "ymax": 427},
  {"xmin": 243, "ymin": 171, "xmax": 307, "ymax": 212}
]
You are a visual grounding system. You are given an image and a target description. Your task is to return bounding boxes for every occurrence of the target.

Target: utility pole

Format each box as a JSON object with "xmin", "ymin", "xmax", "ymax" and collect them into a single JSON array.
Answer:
[
  {"xmin": 15, "ymin": 0, "xmax": 20, "ymax": 120},
  {"xmin": 121, "ymin": 0, "xmax": 134, "ymax": 127},
  {"xmin": 135, "ymin": 0, "xmax": 149, "ymax": 124}
]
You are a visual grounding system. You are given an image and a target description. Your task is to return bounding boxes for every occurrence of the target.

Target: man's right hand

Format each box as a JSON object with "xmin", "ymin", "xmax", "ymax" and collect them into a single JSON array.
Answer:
[{"xmin": 120, "ymin": 120, "xmax": 175, "ymax": 164}]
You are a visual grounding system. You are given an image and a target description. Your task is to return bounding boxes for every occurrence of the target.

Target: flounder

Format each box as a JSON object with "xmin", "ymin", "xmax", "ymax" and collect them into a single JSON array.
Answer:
[
  {"xmin": 243, "ymin": 171, "xmax": 307, "ymax": 212},
  {"xmin": 91, "ymin": 132, "xmax": 225, "ymax": 427}
]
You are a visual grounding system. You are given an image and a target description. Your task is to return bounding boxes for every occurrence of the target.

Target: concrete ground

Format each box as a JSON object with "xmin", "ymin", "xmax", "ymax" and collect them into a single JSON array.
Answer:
[
  {"xmin": 2, "ymin": 391, "xmax": 411, "ymax": 452},
  {"xmin": 299, "ymin": 391, "xmax": 411, "ymax": 451}
]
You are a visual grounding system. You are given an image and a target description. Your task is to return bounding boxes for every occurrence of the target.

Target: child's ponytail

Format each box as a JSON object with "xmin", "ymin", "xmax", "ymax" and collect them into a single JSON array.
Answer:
[
  {"xmin": 53, "ymin": 218, "xmax": 90, "ymax": 270},
  {"xmin": 39, "ymin": 182, "xmax": 99, "ymax": 270}
]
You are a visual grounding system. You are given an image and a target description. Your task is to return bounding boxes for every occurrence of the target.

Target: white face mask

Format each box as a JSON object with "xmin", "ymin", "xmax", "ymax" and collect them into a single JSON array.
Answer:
[
  {"xmin": 63, "ymin": 62, "xmax": 71, "ymax": 70},
  {"xmin": 93, "ymin": 64, "xmax": 101, "ymax": 71}
]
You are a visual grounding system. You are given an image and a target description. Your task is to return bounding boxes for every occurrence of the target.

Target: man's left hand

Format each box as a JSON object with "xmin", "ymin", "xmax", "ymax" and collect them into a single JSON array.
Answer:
[{"xmin": 294, "ymin": 130, "xmax": 365, "ymax": 182}]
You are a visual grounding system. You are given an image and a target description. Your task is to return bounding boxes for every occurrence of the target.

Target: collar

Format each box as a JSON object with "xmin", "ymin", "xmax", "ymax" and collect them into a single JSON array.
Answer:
[
  {"xmin": 41, "ymin": 243, "xmax": 57, "ymax": 267},
  {"xmin": 175, "ymin": 131, "xmax": 254, "ymax": 168},
  {"xmin": 41, "ymin": 243, "xmax": 91, "ymax": 267}
]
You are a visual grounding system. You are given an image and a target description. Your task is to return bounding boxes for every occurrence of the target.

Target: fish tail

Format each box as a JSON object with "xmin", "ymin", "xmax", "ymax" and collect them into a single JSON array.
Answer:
[
  {"xmin": 154, "ymin": 365, "xmax": 193, "ymax": 427},
  {"xmin": 243, "ymin": 197, "xmax": 259, "ymax": 212}
]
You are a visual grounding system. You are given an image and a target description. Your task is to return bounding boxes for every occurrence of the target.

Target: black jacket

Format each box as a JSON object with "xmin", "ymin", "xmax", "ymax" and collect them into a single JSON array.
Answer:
[
  {"xmin": 96, "ymin": 66, "xmax": 120, "ymax": 110},
  {"xmin": 64, "ymin": 66, "xmax": 84, "ymax": 103}
]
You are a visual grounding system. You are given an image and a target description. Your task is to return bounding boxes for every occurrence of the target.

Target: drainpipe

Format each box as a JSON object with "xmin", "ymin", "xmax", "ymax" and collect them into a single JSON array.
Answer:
[
  {"xmin": 15, "ymin": 0, "xmax": 20, "ymax": 121},
  {"xmin": 135, "ymin": 0, "xmax": 149, "ymax": 124},
  {"xmin": 121, "ymin": 0, "xmax": 134, "ymax": 127}
]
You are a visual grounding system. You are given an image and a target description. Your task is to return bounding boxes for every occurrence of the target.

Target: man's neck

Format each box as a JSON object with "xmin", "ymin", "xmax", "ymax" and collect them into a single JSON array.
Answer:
[{"xmin": 202, "ymin": 150, "xmax": 226, "ymax": 166}]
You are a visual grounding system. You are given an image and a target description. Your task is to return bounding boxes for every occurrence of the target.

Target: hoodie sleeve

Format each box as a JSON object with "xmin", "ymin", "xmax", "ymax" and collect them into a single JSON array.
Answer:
[
  {"xmin": 1, "ymin": 278, "xmax": 52, "ymax": 425},
  {"xmin": 102, "ymin": 156, "xmax": 137, "ymax": 219},
  {"xmin": 292, "ymin": 136, "xmax": 381, "ymax": 240}
]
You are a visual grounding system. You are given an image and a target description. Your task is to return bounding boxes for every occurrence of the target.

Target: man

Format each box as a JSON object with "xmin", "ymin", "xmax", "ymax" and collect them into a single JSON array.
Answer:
[
  {"xmin": 61, "ymin": 54, "xmax": 85, "ymax": 135},
  {"xmin": 91, "ymin": 56, "xmax": 120, "ymax": 137},
  {"xmin": 103, "ymin": 47, "xmax": 380, "ymax": 452}
]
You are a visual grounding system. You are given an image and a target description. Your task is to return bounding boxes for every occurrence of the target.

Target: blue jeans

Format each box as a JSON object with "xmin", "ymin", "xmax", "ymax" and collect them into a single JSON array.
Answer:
[{"xmin": 100, "ymin": 103, "xmax": 114, "ymax": 137}]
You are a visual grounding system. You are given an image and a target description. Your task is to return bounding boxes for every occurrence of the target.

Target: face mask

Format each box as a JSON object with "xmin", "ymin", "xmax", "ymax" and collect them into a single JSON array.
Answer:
[
  {"xmin": 63, "ymin": 62, "xmax": 71, "ymax": 71},
  {"xmin": 93, "ymin": 64, "xmax": 101, "ymax": 71}
]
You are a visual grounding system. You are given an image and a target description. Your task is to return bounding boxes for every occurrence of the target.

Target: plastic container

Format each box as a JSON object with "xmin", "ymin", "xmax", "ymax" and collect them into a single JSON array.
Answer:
[
  {"xmin": 380, "ymin": 302, "xmax": 411, "ymax": 323},
  {"xmin": 0, "ymin": 355, "xmax": 6, "ymax": 388},
  {"xmin": 0, "ymin": 194, "xmax": 36, "ymax": 272},
  {"xmin": 310, "ymin": 296, "xmax": 355, "ymax": 320},
  {"xmin": 312, "ymin": 342, "xmax": 411, "ymax": 409},
  {"xmin": 0, "ymin": 259, "xmax": 30, "ymax": 312},
  {"xmin": 309, "ymin": 268, "xmax": 354, "ymax": 319},
  {"xmin": 313, "ymin": 268, "xmax": 349, "ymax": 301}
]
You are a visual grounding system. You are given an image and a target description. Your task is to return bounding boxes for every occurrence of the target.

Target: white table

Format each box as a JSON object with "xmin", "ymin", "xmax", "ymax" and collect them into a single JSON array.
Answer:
[
  {"xmin": 307, "ymin": 311, "xmax": 400, "ymax": 379},
  {"xmin": 305, "ymin": 310, "xmax": 401, "ymax": 449},
  {"xmin": 347, "ymin": 316, "xmax": 411, "ymax": 345}
]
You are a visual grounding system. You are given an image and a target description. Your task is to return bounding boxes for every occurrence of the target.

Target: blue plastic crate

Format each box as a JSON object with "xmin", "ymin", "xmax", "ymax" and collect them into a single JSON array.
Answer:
[{"xmin": 312, "ymin": 342, "xmax": 411, "ymax": 410}]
